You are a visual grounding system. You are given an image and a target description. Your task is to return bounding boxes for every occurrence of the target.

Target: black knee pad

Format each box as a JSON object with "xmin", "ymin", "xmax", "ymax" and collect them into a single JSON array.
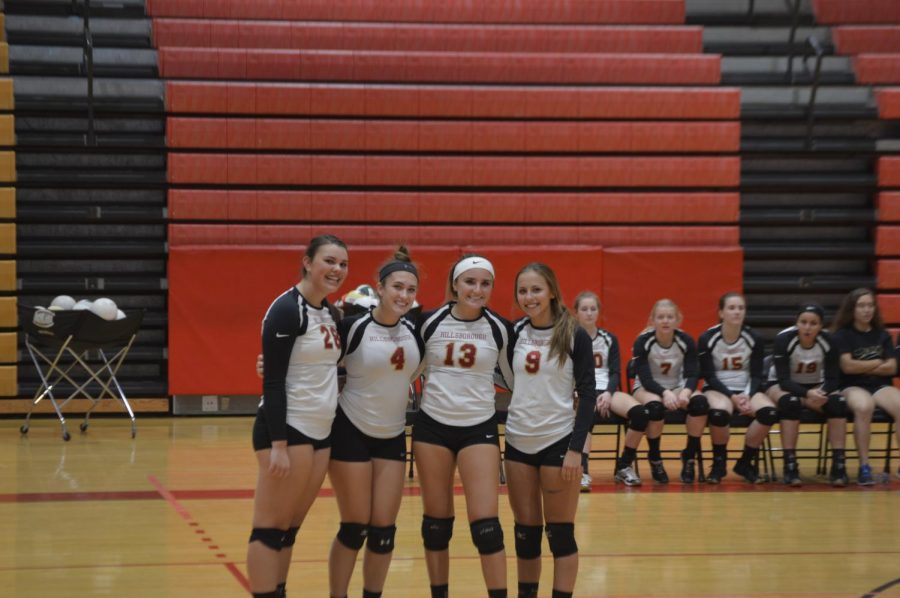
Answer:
[
  {"xmin": 282, "ymin": 526, "xmax": 299, "ymax": 548},
  {"xmin": 545, "ymin": 522, "xmax": 577, "ymax": 558},
  {"xmin": 708, "ymin": 409, "xmax": 730, "ymax": 428},
  {"xmin": 626, "ymin": 404, "xmax": 649, "ymax": 432},
  {"xmin": 513, "ymin": 522, "xmax": 543, "ymax": 560},
  {"xmin": 249, "ymin": 527, "xmax": 286, "ymax": 551},
  {"xmin": 470, "ymin": 517, "xmax": 504, "ymax": 555},
  {"xmin": 646, "ymin": 401, "xmax": 666, "ymax": 422},
  {"xmin": 687, "ymin": 394, "xmax": 709, "ymax": 417},
  {"xmin": 337, "ymin": 522, "xmax": 368, "ymax": 550},
  {"xmin": 366, "ymin": 524, "xmax": 397, "ymax": 555},
  {"xmin": 777, "ymin": 394, "xmax": 802, "ymax": 421},
  {"xmin": 823, "ymin": 394, "xmax": 848, "ymax": 419},
  {"xmin": 755, "ymin": 406, "xmax": 779, "ymax": 426},
  {"xmin": 422, "ymin": 515, "xmax": 454, "ymax": 551}
]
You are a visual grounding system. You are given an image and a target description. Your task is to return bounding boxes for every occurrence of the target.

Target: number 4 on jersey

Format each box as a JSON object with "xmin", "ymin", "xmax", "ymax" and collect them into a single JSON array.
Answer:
[{"xmin": 390, "ymin": 347, "xmax": 405, "ymax": 371}]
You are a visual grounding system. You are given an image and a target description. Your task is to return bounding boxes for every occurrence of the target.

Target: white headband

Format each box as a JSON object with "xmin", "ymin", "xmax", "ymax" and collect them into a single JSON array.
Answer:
[{"xmin": 453, "ymin": 256, "xmax": 495, "ymax": 281}]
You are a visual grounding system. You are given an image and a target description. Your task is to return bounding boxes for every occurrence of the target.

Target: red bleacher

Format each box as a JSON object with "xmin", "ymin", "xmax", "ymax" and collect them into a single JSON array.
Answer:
[
  {"xmin": 854, "ymin": 54, "xmax": 900, "ymax": 84},
  {"xmin": 812, "ymin": 0, "xmax": 900, "ymax": 24},
  {"xmin": 167, "ymin": 118, "xmax": 740, "ymax": 152},
  {"xmin": 153, "ymin": 20, "xmax": 704, "ymax": 53},
  {"xmin": 157, "ymin": 48, "xmax": 721, "ymax": 84},
  {"xmin": 832, "ymin": 26, "xmax": 900, "ymax": 54},
  {"xmin": 158, "ymin": 0, "xmax": 742, "ymax": 394},
  {"xmin": 166, "ymin": 82, "xmax": 740, "ymax": 119},
  {"xmin": 168, "ymin": 224, "xmax": 739, "ymax": 247},
  {"xmin": 878, "ymin": 260, "xmax": 900, "ymax": 289},
  {"xmin": 167, "ymin": 154, "xmax": 740, "ymax": 187},
  {"xmin": 168, "ymin": 190, "xmax": 739, "ymax": 223},
  {"xmin": 146, "ymin": 0, "xmax": 686, "ymax": 24}
]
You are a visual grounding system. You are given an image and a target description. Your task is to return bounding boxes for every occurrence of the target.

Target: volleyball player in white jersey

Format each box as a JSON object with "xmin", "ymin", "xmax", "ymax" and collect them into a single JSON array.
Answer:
[
  {"xmin": 248, "ymin": 235, "xmax": 348, "ymax": 598},
  {"xmin": 412, "ymin": 255, "xmax": 513, "ymax": 598},
  {"xmin": 831, "ymin": 288, "xmax": 900, "ymax": 485},
  {"xmin": 503, "ymin": 265, "xmax": 596, "ymax": 598},
  {"xmin": 327, "ymin": 247, "xmax": 424, "ymax": 598},
  {"xmin": 765, "ymin": 303, "xmax": 848, "ymax": 486},
  {"xmin": 631, "ymin": 299, "xmax": 708, "ymax": 484},
  {"xmin": 574, "ymin": 291, "xmax": 647, "ymax": 487},
  {"xmin": 698, "ymin": 292, "xmax": 774, "ymax": 484}
]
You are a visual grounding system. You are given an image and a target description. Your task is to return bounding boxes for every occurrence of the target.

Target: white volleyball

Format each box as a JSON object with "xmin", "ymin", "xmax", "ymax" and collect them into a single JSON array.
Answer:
[
  {"xmin": 115, "ymin": 309, "xmax": 126, "ymax": 320},
  {"xmin": 73, "ymin": 299, "xmax": 93, "ymax": 311},
  {"xmin": 90, "ymin": 298, "xmax": 119, "ymax": 321},
  {"xmin": 50, "ymin": 295, "xmax": 76, "ymax": 310}
]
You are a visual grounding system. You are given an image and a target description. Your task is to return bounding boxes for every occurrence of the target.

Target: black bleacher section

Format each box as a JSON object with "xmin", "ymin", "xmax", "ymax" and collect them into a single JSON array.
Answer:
[
  {"xmin": 687, "ymin": 0, "xmax": 880, "ymax": 338},
  {"xmin": 8, "ymin": 0, "xmax": 167, "ymax": 397}
]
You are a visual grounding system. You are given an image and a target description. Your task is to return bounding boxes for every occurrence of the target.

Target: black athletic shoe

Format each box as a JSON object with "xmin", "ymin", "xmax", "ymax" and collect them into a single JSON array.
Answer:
[
  {"xmin": 733, "ymin": 459, "xmax": 764, "ymax": 484},
  {"xmin": 680, "ymin": 451, "xmax": 695, "ymax": 484},
  {"xmin": 829, "ymin": 463, "xmax": 849, "ymax": 487},
  {"xmin": 782, "ymin": 462, "xmax": 802, "ymax": 487},
  {"xmin": 649, "ymin": 460, "xmax": 669, "ymax": 484},
  {"xmin": 706, "ymin": 456, "xmax": 727, "ymax": 484}
]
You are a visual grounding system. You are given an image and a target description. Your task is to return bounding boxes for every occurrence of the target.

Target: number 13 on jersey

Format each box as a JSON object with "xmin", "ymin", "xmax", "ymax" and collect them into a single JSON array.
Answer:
[{"xmin": 444, "ymin": 342, "xmax": 477, "ymax": 368}]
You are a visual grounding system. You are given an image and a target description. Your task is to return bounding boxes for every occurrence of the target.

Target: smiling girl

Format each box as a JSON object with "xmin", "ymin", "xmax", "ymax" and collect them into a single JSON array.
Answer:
[
  {"xmin": 411, "ymin": 254, "xmax": 513, "ymax": 598},
  {"xmin": 503, "ymin": 264, "xmax": 596, "ymax": 598},
  {"xmin": 248, "ymin": 234, "xmax": 349, "ymax": 598}
]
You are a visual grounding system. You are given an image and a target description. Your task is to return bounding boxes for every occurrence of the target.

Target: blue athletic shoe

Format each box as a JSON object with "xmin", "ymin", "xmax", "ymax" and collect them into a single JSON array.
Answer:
[{"xmin": 857, "ymin": 464, "xmax": 875, "ymax": 486}]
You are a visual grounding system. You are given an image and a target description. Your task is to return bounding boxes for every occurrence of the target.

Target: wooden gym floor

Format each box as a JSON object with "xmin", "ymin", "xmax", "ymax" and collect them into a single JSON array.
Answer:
[{"xmin": 1, "ymin": 416, "xmax": 898, "ymax": 598}]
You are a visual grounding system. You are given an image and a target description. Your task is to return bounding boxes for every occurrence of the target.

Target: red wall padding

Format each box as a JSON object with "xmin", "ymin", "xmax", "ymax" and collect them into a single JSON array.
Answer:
[
  {"xmin": 878, "ymin": 88, "xmax": 900, "ymax": 119},
  {"xmin": 167, "ymin": 154, "xmax": 740, "ymax": 187},
  {"xmin": 166, "ymin": 117, "xmax": 741, "ymax": 153},
  {"xmin": 879, "ymin": 156, "xmax": 900, "ymax": 187},
  {"xmin": 600, "ymin": 247, "xmax": 743, "ymax": 367},
  {"xmin": 854, "ymin": 54, "xmax": 900, "ymax": 84},
  {"xmin": 168, "ymin": 245, "xmax": 605, "ymax": 394},
  {"xmin": 165, "ymin": 82, "xmax": 742, "ymax": 119},
  {"xmin": 146, "ymin": 0, "xmax": 686, "ymax": 24},
  {"xmin": 877, "ymin": 260, "xmax": 900, "ymax": 289},
  {"xmin": 168, "ymin": 224, "xmax": 739, "ymax": 247},
  {"xmin": 878, "ymin": 191, "xmax": 900, "ymax": 221},
  {"xmin": 833, "ymin": 26, "xmax": 900, "ymax": 54},
  {"xmin": 153, "ymin": 19, "xmax": 703, "ymax": 53},
  {"xmin": 876, "ymin": 226, "xmax": 900, "ymax": 256},
  {"xmin": 168, "ymin": 190, "xmax": 740, "ymax": 224},
  {"xmin": 812, "ymin": 0, "xmax": 900, "ymax": 24},
  {"xmin": 157, "ymin": 48, "xmax": 721, "ymax": 84}
]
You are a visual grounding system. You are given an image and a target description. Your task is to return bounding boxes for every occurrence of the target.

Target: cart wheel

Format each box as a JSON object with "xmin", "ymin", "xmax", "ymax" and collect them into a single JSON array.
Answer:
[
  {"xmin": 62, "ymin": 432, "xmax": 71, "ymax": 442},
  {"xmin": 79, "ymin": 422, "xmax": 88, "ymax": 432},
  {"xmin": 19, "ymin": 425, "xmax": 28, "ymax": 435}
]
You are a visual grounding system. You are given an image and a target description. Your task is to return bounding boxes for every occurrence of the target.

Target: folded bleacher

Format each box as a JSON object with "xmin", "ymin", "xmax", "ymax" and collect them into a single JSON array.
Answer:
[
  {"xmin": 818, "ymin": 0, "xmax": 900, "ymax": 328},
  {"xmin": 150, "ymin": 0, "xmax": 742, "ymax": 399}
]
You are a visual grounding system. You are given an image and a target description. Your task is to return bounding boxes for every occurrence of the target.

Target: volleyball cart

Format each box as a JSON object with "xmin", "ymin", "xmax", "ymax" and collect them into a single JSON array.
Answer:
[{"xmin": 19, "ymin": 306, "xmax": 143, "ymax": 441}]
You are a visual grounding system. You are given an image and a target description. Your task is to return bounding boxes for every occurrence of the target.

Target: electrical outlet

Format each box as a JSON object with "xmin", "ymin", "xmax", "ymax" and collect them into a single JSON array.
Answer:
[{"xmin": 201, "ymin": 396, "xmax": 218, "ymax": 412}]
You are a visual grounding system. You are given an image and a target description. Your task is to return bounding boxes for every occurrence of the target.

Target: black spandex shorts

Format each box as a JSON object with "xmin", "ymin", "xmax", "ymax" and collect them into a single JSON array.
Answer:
[
  {"xmin": 411, "ymin": 410, "xmax": 500, "ymax": 454},
  {"xmin": 252, "ymin": 407, "xmax": 331, "ymax": 452},
  {"xmin": 504, "ymin": 434, "xmax": 572, "ymax": 468},
  {"xmin": 843, "ymin": 383, "xmax": 892, "ymax": 395},
  {"xmin": 330, "ymin": 407, "xmax": 407, "ymax": 462}
]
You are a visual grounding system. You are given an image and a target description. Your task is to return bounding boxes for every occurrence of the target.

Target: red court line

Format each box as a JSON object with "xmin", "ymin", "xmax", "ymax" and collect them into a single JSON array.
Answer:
[
  {"xmin": 148, "ymin": 475, "xmax": 251, "ymax": 593},
  {"xmin": 1, "ymin": 479, "xmax": 896, "ymax": 503}
]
